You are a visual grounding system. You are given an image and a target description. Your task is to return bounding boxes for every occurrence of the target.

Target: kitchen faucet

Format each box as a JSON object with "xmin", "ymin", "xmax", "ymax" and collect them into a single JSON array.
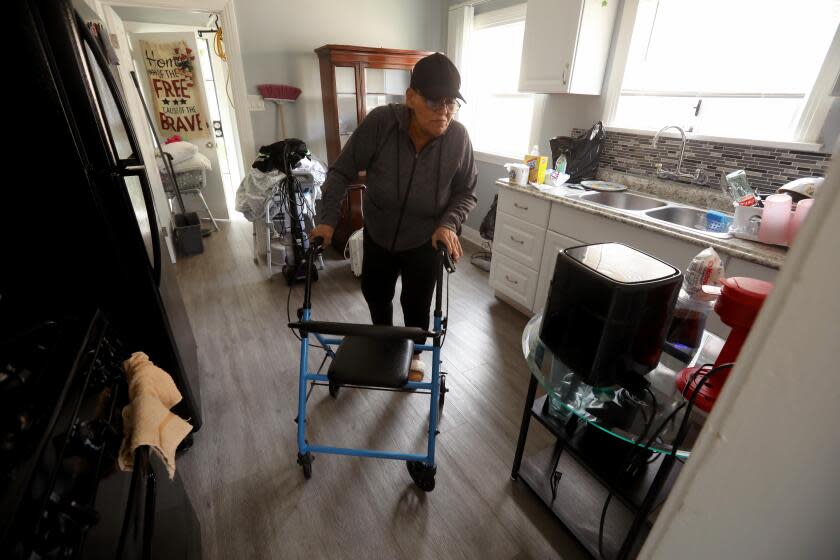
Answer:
[{"xmin": 651, "ymin": 125, "xmax": 707, "ymax": 184}]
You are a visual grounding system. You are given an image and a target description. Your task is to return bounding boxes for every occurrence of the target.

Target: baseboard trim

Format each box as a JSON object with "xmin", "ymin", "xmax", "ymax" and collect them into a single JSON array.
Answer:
[{"xmin": 460, "ymin": 224, "xmax": 485, "ymax": 249}]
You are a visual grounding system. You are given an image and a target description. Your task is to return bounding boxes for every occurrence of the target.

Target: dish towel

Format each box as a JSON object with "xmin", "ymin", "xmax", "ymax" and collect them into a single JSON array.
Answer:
[{"xmin": 118, "ymin": 352, "xmax": 193, "ymax": 479}]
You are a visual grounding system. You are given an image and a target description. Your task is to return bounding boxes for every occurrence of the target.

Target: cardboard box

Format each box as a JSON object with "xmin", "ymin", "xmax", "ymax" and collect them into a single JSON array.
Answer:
[{"xmin": 524, "ymin": 154, "xmax": 549, "ymax": 184}]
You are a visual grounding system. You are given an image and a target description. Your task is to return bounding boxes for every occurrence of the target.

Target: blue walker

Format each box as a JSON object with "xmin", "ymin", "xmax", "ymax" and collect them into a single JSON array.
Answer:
[{"xmin": 288, "ymin": 238, "xmax": 454, "ymax": 491}]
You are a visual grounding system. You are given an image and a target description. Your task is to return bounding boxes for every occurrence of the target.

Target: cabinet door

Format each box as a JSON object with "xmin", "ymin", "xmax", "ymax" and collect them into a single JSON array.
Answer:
[
  {"xmin": 518, "ymin": 0, "xmax": 582, "ymax": 93},
  {"xmin": 568, "ymin": 0, "xmax": 619, "ymax": 94},
  {"xmin": 548, "ymin": 202, "xmax": 699, "ymax": 271},
  {"xmin": 364, "ymin": 67, "xmax": 410, "ymax": 115},
  {"xmin": 335, "ymin": 66, "xmax": 359, "ymax": 150},
  {"xmin": 533, "ymin": 230, "xmax": 582, "ymax": 314},
  {"xmin": 519, "ymin": 0, "xmax": 617, "ymax": 94}
]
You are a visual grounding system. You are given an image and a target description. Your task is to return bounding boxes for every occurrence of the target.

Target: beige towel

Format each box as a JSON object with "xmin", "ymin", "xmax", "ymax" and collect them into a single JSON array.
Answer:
[{"xmin": 118, "ymin": 352, "xmax": 193, "ymax": 479}]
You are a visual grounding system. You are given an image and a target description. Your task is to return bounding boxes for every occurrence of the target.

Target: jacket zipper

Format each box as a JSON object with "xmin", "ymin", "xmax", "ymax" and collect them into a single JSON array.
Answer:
[{"xmin": 390, "ymin": 152, "xmax": 419, "ymax": 251}]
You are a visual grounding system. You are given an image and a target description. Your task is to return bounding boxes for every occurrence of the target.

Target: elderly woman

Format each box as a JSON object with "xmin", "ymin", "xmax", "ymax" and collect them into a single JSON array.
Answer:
[{"xmin": 310, "ymin": 53, "xmax": 478, "ymax": 381}]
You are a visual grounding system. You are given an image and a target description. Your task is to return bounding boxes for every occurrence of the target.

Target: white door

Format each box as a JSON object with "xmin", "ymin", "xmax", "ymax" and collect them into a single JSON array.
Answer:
[
  {"xmin": 128, "ymin": 31, "xmax": 229, "ymax": 220},
  {"xmin": 199, "ymin": 33, "xmax": 243, "ymax": 214}
]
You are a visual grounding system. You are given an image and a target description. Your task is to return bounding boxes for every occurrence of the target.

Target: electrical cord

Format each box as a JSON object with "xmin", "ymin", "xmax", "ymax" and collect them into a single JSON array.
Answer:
[
  {"xmin": 682, "ymin": 363, "xmax": 714, "ymax": 398},
  {"xmin": 635, "ymin": 364, "xmax": 736, "ymax": 494},
  {"xmin": 627, "ymin": 362, "xmax": 718, "ymax": 467},
  {"xmin": 638, "ymin": 387, "xmax": 658, "ymax": 446},
  {"xmin": 209, "ymin": 16, "xmax": 235, "ymax": 109},
  {"xmin": 623, "ymin": 387, "xmax": 658, "ymax": 471},
  {"xmin": 599, "ymin": 364, "xmax": 735, "ymax": 559},
  {"xmin": 671, "ymin": 363, "xmax": 735, "ymax": 454},
  {"xmin": 470, "ymin": 240, "xmax": 493, "ymax": 268},
  {"xmin": 597, "ymin": 386, "xmax": 658, "ymax": 557}
]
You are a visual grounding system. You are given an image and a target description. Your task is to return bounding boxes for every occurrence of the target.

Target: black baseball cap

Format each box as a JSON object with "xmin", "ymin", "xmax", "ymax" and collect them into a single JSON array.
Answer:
[{"xmin": 410, "ymin": 53, "xmax": 466, "ymax": 103}]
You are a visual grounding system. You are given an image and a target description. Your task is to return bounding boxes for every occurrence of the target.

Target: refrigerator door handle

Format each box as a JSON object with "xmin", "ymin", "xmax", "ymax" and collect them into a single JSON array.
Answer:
[
  {"xmin": 77, "ymin": 16, "xmax": 163, "ymax": 287},
  {"xmin": 121, "ymin": 165, "xmax": 163, "ymax": 286}
]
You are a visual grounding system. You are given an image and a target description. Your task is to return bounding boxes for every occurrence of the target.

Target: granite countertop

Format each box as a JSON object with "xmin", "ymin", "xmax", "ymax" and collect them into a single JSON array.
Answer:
[{"xmin": 494, "ymin": 176, "xmax": 787, "ymax": 269}]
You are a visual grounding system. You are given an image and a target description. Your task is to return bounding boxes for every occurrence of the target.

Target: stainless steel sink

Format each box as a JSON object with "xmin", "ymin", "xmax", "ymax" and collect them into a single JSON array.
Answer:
[
  {"xmin": 644, "ymin": 206, "xmax": 732, "ymax": 239},
  {"xmin": 577, "ymin": 191, "xmax": 668, "ymax": 211}
]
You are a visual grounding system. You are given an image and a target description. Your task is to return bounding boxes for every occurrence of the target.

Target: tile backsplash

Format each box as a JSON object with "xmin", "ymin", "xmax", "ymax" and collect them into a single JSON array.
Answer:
[{"xmin": 570, "ymin": 128, "xmax": 831, "ymax": 193}]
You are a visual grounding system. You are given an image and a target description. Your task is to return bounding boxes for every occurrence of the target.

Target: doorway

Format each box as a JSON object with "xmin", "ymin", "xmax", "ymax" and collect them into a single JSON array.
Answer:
[{"xmin": 105, "ymin": 6, "xmax": 244, "ymax": 227}]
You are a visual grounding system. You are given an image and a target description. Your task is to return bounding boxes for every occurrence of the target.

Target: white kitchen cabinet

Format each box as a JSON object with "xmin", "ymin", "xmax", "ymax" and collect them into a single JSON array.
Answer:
[
  {"xmin": 518, "ymin": 0, "xmax": 618, "ymax": 94},
  {"xmin": 490, "ymin": 252, "xmax": 539, "ymax": 310},
  {"xmin": 490, "ymin": 185, "xmax": 782, "ymax": 339},
  {"xmin": 533, "ymin": 230, "xmax": 582, "ymax": 314},
  {"xmin": 724, "ymin": 257, "xmax": 778, "ymax": 284},
  {"xmin": 548, "ymin": 203, "xmax": 699, "ymax": 271},
  {"xmin": 493, "ymin": 213, "xmax": 548, "ymax": 271}
]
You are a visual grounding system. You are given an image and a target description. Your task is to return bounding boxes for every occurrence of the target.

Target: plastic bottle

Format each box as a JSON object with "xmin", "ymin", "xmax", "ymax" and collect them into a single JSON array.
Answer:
[
  {"xmin": 666, "ymin": 248, "xmax": 724, "ymax": 353},
  {"xmin": 555, "ymin": 154, "xmax": 567, "ymax": 174},
  {"xmin": 529, "ymin": 144, "xmax": 539, "ymax": 156},
  {"xmin": 724, "ymin": 170, "xmax": 758, "ymax": 206}
]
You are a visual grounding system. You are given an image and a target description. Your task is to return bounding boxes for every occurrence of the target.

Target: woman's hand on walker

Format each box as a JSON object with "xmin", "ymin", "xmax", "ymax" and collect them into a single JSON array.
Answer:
[
  {"xmin": 432, "ymin": 226, "xmax": 462, "ymax": 262},
  {"xmin": 309, "ymin": 224, "xmax": 335, "ymax": 247}
]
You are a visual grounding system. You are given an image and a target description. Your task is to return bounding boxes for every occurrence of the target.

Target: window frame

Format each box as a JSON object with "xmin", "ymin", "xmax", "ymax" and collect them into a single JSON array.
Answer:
[
  {"xmin": 460, "ymin": 4, "xmax": 539, "ymax": 163},
  {"xmin": 600, "ymin": 0, "xmax": 840, "ymax": 151}
]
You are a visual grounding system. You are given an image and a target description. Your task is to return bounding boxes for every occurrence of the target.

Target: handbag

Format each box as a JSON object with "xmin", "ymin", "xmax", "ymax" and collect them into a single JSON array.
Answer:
[
  {"xmin": 332, "ymin": 184, "xmax": 365, "ymax": 255},
  {"xmin": 549, "ymin": 121, "xmax": 606, "ymax": 183},
  {"xmin": 343, "ymin": 228, "xmax": 365, "ymax": 277}
]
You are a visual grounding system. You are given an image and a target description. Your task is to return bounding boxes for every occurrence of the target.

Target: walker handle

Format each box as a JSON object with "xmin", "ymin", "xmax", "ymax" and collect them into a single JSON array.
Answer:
[
  {"xmin": 436, "ymin": 242, "xmax": 456, "ymax": 274},
  {"xmin": 308, "ymin": 236, "xmax": 325, "ymax": 255}
]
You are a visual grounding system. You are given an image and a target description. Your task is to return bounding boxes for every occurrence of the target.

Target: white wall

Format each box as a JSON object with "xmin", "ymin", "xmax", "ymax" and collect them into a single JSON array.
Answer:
[
  {"xmin": 235, "ymin": 0, "xmax": 447, "ymax": 159},
  {"xmin": 466, "ymin": 91, "xmax": 603, "ymax": 231}
]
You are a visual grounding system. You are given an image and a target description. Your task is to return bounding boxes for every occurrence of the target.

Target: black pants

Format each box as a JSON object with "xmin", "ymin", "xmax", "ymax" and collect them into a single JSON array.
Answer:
[{"xmin": 361, "ymin": 229, "xmax": 438, "ymax": 346}]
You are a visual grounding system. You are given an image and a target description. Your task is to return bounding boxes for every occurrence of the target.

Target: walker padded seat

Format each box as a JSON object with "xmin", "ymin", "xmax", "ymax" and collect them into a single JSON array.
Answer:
[{"xmin": 328, "ymin": 336, "xmax": 413, "ymax": 388}]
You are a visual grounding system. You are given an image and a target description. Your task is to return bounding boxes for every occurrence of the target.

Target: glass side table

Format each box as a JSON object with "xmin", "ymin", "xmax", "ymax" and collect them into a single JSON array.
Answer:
[{"xmin": 511, "ymin": 314, "xmax": 718, "ymax": 560}]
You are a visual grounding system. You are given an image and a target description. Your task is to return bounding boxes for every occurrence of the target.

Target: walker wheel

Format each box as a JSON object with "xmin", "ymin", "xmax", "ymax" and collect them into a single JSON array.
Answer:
[
  {"xmin": 407, "ymin": 461, "xmax": 436, "ymax": 492},
  {"xmin": 297, "ymin": 452, "xmax": 313, "ymax": 479},
  {"xmin": 329, "ymin": 380, "xmax": 340, "ymax": 399}
]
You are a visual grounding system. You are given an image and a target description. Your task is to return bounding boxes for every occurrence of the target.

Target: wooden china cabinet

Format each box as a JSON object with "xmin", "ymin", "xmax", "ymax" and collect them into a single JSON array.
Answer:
[{"xmin": 315, "ymin": 44, "xmax": 435, "ymax": 165}]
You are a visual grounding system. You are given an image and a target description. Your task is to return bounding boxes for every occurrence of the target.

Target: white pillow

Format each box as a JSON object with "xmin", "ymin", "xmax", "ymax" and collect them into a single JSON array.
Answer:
[
  {"xmin": 161, "ymin": 141, "xmax": 199, "ymax": 165},
  {"xmin": 172, "ymin": 152, "xmax": 212, "ymax": 173}
]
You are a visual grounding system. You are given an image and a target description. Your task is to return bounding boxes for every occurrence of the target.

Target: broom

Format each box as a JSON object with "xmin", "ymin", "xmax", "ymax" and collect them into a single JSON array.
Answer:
[{"xmin": 257, "ymin": 84, "xmax": 301, "ymax": 140}]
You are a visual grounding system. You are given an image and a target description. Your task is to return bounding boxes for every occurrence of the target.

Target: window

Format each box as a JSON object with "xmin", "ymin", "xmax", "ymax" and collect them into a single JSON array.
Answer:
[
  {"xmin": 460, "ymin": 7, "xmax": 534, "ymax": 156},
  {"xmin": 612, "ymin": 0, "xmax": 840, "ymax": 142}
]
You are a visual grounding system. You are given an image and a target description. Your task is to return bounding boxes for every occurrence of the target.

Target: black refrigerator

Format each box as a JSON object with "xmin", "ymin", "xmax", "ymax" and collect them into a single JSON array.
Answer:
[{"xmin": 4, "ymin": 0, "xmax": 202, "ymax": 430}]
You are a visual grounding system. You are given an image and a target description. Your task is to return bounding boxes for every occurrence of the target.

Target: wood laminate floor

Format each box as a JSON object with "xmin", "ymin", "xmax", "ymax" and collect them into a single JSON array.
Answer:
[{"xmin": 174, "ymin": 221, "xmax": 587, "ymax": 560}]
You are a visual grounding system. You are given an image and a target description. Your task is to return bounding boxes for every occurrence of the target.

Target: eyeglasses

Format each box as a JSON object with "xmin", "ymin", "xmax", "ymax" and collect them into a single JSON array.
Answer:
[{"xmin": 422, "ymin": 96, "xmax": 461, "ymax": 114}]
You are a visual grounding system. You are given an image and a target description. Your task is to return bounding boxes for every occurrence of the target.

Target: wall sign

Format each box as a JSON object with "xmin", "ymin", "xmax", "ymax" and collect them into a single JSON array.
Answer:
[{"xmin": 140, "ymin": 40, "xmax": 210, "ymax": 141}]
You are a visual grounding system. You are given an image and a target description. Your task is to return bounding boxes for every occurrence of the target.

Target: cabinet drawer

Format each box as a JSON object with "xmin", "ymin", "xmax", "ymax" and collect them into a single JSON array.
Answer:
[
  {"xmin": 494, "ymin": 213, "xmax": 547, "ymax": 270},
  {"xmin": 498, "ymin": 188, "xmax": 551, "ymax": 228},
  {"xmin": 490, "ymin": 252, "xmax": 538, "ymax": 310}
]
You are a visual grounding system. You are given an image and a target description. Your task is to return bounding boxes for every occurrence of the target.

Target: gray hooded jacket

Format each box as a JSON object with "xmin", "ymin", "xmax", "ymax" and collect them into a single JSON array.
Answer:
[{"xmin": 317, "ymin": 104, "xmax": 478, "ymax": 251}]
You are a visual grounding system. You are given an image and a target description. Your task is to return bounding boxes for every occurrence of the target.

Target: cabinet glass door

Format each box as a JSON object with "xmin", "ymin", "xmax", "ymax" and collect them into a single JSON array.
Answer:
[
  {"xmin": 365, "ymin": 68, "xmax": 410, "ymax": 114},
  {"xmin": 335, "ymin": 66, "xmax": 358, "ymax": 148}
]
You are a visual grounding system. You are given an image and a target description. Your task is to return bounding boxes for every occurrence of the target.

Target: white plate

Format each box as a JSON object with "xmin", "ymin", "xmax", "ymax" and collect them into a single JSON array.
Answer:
[{"xmin": 581, "ymin": 180, "xmax": 627, "ymax": 192}]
